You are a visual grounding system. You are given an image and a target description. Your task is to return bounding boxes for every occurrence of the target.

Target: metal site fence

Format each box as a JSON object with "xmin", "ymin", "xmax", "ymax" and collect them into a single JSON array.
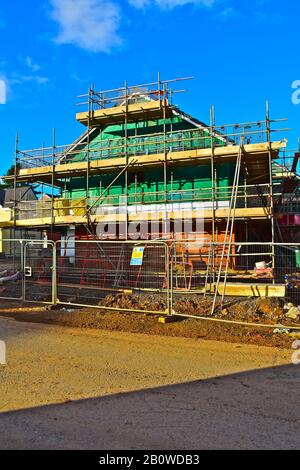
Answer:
[
  {"xmin": 0, "ymin": 239, "xmax": 55, "ymax": 303},
  {"xmin": 170, "ymin": 241, "xmax": 299, "ymax": 285},
  {"xmin": 0, "ymin": 239, "xmax": 23, "ymax": 301},
  {"xmin": 0, "ymin": 240, "xmax": 299, "ymax": 316},
  {"xmin": 55, "ymin": 240, "xmax": 170, "ymax": 313},
  {"xmin": 170, "ymin": 241, "xmax": 300, "ymax": 316}
]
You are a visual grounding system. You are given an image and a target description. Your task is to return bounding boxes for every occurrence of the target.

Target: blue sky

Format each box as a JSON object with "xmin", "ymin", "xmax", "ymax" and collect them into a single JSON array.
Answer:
[{"xmin": 0, "ymin": 0, "xmax": 299, "ymax": 174}]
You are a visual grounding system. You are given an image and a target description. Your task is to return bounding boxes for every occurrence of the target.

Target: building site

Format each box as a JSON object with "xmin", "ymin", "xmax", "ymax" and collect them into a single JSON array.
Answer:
[
  {"xmin": 0, "ymin": 75, "xmax": 299, "ymax": 322},
  {"xmin": 2, "ymin": 0, "xmax": 300, "ymax": 452}
]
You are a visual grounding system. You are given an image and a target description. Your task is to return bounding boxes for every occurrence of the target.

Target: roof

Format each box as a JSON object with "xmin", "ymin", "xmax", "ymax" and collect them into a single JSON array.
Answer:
[
  {"xmin": 4, "ymin": 187, "xmax": 36, "ymax": 207},
  {"xmin": 64, "ymin": 99, "xmax": 232, "ymax": 165}
]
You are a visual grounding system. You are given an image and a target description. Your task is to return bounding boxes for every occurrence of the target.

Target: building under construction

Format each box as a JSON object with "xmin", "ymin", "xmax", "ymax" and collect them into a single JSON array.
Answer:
[{"xmin": 0, "ymin": 76, "xmax": 299, "ymax": 308}]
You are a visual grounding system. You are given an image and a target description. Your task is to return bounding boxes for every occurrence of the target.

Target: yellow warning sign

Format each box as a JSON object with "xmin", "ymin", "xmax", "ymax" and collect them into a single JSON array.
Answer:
[{"xmin": 130, "ymin": 247, "xmax": 145, "ymax": 266}]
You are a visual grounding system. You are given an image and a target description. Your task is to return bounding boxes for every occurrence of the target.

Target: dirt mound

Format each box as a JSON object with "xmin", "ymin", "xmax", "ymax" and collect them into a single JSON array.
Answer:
[
  {"xmin": 0, "ymin": 306, "xmax": 293, "ymax": 349},
  {"xmin": 100, "ymin": 293, "xmax": 166, "ymax": 312},
  {"xmin": 227, "ymin": 298, "xmax": 285, "ymax": 324},
  {"xmin": 98, "ymin": 292, "xmax": 291, "ymax": 325},
  {"xmin": 0, "ymin": 295, "xmax": 298, "ymax": 349}
]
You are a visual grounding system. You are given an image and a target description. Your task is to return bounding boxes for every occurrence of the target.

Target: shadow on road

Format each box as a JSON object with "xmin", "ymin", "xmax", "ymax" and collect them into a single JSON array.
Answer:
[{"xmin": 0, "ymin": 363, "xmax": 299, "ymax": 450}]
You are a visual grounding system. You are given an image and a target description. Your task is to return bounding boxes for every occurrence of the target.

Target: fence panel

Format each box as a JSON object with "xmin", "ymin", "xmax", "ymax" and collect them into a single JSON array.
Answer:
[
  {"xmin": 23, "ymin": 241, "xmax": 56, "ymax": 304},
  {"xmin": 56, "ymin": 240, "xmax": 170, "ymax": 314},
  {"xmin": 170, "ymin": 241, "xmax": 300, "ymax": 318},
  {"xmin": 0, "ymin": 239, "xmax": 23, "ymax": 301},
  {"xmin": 275, "ymin": 244, "xmax": 300, "ymax": 306},
  {"xmin": 0, "ymin": 238, "xmax": 299, "ymax": 318}
]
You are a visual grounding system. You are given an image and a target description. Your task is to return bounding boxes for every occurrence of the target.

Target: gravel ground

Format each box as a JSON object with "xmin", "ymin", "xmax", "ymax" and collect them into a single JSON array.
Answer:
[
  {"xmin": 0, "ymin": 305, "xmax": 295, "ymax": 348},
  {"xmin": 0, "ymin": 315, "xmax": 299, "ymax": 449}
]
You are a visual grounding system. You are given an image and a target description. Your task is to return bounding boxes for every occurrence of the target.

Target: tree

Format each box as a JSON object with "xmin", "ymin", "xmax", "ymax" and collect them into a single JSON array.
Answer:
[{"xmin": 0, "ymin": 164, "xmax": 21, "ymax": 189}]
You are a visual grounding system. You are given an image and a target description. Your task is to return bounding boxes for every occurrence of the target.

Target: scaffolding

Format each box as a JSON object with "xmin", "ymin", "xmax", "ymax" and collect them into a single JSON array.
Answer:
[{"xmin": 1, "ymin": 74, "xmax": 298, "ymax": 293}]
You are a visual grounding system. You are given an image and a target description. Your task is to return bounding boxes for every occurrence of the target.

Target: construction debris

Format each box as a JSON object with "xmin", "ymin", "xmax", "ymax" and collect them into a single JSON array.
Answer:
[
  {"xmin": 0, "ymin": 271, "xmax": 22, "ymax": 286},
  {"xmin": 97, "ymin": 292, "xmax": 300, "ymax": 326},
  {"xmin": 285, "ymin": 306, "xmax": 300, "ymax": 320},
  {"xmin": 273, "ymin": 327, "xmax": 300, "ymax": 339}
]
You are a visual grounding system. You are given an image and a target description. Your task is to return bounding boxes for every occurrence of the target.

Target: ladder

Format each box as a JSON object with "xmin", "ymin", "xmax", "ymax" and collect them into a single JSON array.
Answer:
[
  {"xmin": 211, "ymin": 139, "xmax": 244, "ymax": 314},
  {"xmin": 203, "ymin": 244, "xmax": 213, "ymax": 297},
  {"xmin": 82, "ymin": 160, "xmax": 138, "ymax": 271},
  {"xmin": 171, "ymin": 242, "xmax": 193, "ymax": 291},
  {"xmin": 113, "ymin": 244, "xmax": 126, "ymax": 287}
]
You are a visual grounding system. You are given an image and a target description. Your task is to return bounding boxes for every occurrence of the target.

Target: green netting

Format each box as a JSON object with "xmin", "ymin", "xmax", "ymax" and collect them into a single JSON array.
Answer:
[
  {"xmin": 64, "ymin": 163, "xmax": 235, "ymax": 206},
  {"xmin": 62, "ymin": 114, "xmax": 233, "ymax": 205},
  {"xmin": 68, "ymin": 115, "xmax": 223, "ymax": 163}
]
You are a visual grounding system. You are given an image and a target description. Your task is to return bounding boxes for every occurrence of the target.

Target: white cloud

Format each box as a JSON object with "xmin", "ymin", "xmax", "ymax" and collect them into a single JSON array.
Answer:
[
  {"xmin": 3, "ymin": 73, "xmax": 49, "ymax": 89},
  {"xmin": 9, "ymin": 75, "xmax": 49, "ymax": 86},
  {"xmin": 0, "ymin": 59, "xmax": 49, "ymax": 102},
  {"xmin": 128, "ymin": 0, "xmax": 149, "ymax": 7},
  {"xmin": 218, "ymin": 6, "xmax": 241, "ymax": 21},
  {"xmin": 9, "ymin": 58, "xmax": 50, "ymax": 85},
  {"xmin": 128, "ymin": 0, "xmax": 215, "ymax": 9},
  {"xmin": 19, "ymin": 75, "xmax": 49, "ymax": 85},
  {"xmin": 49, "ymin": 0, "xmax": 122, "ymax": 53},
  {"xmin": 24, "ymin": 56, "xmax": 41, "ymax": 72}
]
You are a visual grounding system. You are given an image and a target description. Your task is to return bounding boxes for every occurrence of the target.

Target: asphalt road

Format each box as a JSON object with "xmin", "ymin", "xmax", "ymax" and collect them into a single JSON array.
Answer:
[{"xmin": 0, "ymin": 316, "xmax": 298, "ymax": 450}]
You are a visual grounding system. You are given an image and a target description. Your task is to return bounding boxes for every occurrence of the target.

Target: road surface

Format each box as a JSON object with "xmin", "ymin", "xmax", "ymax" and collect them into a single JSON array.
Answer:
[{"xmin": 0, "ymin": 316, "xmax": 299, "ymax": 449}]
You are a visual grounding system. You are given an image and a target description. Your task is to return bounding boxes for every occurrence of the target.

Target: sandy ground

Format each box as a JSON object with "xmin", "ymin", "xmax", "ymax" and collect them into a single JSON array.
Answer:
[
  {"xmin": 0, "ymin": 315, "xmax": 299, "ymax": 450},
  {"xmin": 0, "ymin": 305, "xmax": 295, "ymax": 348}
]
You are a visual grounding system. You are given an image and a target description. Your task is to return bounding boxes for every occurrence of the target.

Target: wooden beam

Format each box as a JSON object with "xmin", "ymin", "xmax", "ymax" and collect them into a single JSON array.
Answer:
[
  {"xmin": 216, "ymin": 283, "xmax": 286, "ymax": 298},
  {"xmin": 13, "ymin": 141, "xmax": 286, "ymax": 183},
  {"xmin": 0, "ymin": 206, "xmax": 272, "ymax": 228},
  {"xmin": 76, "ymin": 100, "xmax": 173, "ymax": 126}
]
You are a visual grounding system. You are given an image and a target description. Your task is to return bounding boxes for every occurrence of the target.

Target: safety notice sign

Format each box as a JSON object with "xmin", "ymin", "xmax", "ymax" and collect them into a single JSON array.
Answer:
[{"xmin": 130, "ymin": 246, "xmax": 145, "ymax": 266}]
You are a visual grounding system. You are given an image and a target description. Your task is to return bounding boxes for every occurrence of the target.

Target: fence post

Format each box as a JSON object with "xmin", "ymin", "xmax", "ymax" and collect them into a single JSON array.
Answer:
[
  {"xmin": 21, "ymin": 240, "xmax": 25, "ymax": 301},
  {"xmin": 52, "ymin": 242, "xmax": 57, "ymax": 305},
  {"xmin": 167, "ymin": 242, "xmax": 173, "ymax": 316}
]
